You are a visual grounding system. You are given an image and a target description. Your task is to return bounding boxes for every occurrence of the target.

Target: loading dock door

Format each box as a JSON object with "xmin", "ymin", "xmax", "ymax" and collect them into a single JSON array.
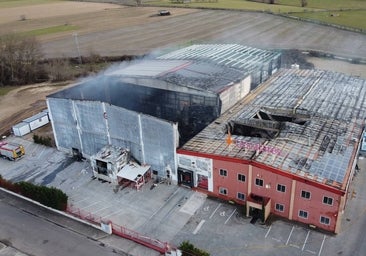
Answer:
[{"xmin": 178, "ymin": 168, "xmax": 194, "ymax": 187}]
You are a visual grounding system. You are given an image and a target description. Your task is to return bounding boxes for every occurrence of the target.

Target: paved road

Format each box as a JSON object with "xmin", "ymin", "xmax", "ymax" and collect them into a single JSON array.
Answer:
[
  {"xmin": 0, "ymin": 193, "xmax": 127, "ymax": 256},
  {"xmin": 41, "ymin": 9, "xmax": 366, "ymax": 59}
]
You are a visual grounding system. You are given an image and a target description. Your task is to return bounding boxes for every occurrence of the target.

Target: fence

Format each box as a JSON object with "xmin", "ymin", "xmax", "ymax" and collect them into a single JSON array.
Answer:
[{"xmin": 66, "ymin": 204, "xmax": 171, "ymax": 254}]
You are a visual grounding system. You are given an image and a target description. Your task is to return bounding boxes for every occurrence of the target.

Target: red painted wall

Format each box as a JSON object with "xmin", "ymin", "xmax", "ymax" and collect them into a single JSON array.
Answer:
[
  {"xmin": 178, "ymin": 149, "xmax": 341, "ymax": 232},
  {"xmin": 251, "ymin": 166, "xmax": 293, "ymax": 219},
  {"xmin": 213, "ymin": 159, "xmax": 249, "ymax": 203},
  {"xmin": 211, "ymin": 159, "xmax": 339, "ymax": 232},
  {"xmin": 292, "ymin": 181, "xmax": 340, "ymax": 231}
]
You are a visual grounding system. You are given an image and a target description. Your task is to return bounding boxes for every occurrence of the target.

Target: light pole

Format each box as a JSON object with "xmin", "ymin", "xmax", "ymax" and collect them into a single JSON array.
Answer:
[{"xmin": 73, "ymin": 32, "xmax": 82, "ymax": 64}]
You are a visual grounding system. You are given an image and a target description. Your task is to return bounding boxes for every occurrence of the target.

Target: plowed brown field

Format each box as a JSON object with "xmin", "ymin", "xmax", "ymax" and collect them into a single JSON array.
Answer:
[{"xmin": 1, "ymin": 1, "xmax": 366, "ymax": 137}]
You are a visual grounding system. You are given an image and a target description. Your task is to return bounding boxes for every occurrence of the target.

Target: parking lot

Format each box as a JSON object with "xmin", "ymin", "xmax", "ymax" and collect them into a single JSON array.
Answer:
[
  {"xmin": 1, "ymin": 135, "xmax": 365, "ymax": 256},
  {"xmin": 173, "ymin": 197, "xmax": 327, "ymax": 256}
]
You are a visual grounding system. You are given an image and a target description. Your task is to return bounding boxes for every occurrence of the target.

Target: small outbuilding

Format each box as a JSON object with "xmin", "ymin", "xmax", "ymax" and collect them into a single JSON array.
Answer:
[
  {"xmin": 12, "ymin": 122, "xmax": 31, "ymax": 137},
  {"xmin": 23, "ymin": 112, "xmax": 49, "ymax": 131}
]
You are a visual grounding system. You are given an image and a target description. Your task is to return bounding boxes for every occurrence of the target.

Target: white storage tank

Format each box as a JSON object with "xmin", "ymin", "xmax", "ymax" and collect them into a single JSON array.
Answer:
[
  {"xmin": 12, "ymin": 122, "xmax": 31, "ymax": 137},
  {"xmin": 23, "ymin": 112, "xmax": 49, "ymax": 131}
]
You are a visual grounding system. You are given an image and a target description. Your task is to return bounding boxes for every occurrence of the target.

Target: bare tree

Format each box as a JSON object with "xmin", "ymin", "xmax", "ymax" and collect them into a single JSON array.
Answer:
[
  {"xmin": 46, "ymin": 58, "xmax": 73, "ymax": 82},
  {"xmin": 300, "ymin": 0, "xmax": 307, "ymax": 7},
  {"xmin": 0, "ymin": 34, "xmax": 44, "ymax": 86}
]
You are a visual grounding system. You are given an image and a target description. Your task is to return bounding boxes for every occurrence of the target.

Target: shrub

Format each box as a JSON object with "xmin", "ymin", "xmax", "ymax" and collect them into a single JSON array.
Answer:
[
  {"xmin": 0, "ymin": 175, "xmax": 20, "ymax": 192},
  {"xmin": 16, "ymin": 181, "xmax": 68, "ymax": 211},
  {"xmin": 179, "ymin": 241, "xmax": 210, "ymax": 256},
  {"xmin": 33, "ymin": 134, "xmax": 52, "ymax": 147},
  {"xmin": 0, "ymin": 176, "xmax": 68, "ymax": 211}
]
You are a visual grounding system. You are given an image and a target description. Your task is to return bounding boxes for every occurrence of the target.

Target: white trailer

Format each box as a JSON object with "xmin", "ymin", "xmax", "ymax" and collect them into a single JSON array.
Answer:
[
  {"xmin": 12, "ymin": 122, "xmax": 31, "ymax": 137},
  {"xmin": 23, "ymin": 112, "xmax": 49, "ymax": 131}
]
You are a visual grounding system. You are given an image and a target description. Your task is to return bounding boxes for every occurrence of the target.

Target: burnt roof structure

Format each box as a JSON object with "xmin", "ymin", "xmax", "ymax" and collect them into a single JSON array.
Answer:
[
  {"xmin": 158, "ymin": 44, "xmax": 280, "ymax": 73},
  {"xmin": 181, "ymin": 69, "xmax": 366, "ymax": 190},
  {"xmin": 49, "ymin": 44, "xmax": 280, "ymax": 144},
  {"xmin": 47, "ymin": 44, "xmax": 281, "ymax": 178}
]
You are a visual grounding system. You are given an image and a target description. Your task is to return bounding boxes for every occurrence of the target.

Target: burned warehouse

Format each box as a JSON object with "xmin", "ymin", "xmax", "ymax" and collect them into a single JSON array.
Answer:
[
  {"xmin": 178, "ymin": 68, "xmax": 366, "ymax": 233},
  {"xmin": 47, "ymin": 44, "xmax": 280, "ymax": 182}
]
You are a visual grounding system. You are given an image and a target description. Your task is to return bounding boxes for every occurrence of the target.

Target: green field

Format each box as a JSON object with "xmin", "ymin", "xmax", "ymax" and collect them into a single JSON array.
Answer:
[
  {"xmin": 148, "ymin": 0, "xmax": 366, "ymax": 30},
  {"xmin": 279, "ymin": 0, "xmax": 366, "ymax": 10},
  {"xmin": 148, "ymin": 0, "xmax": 366, "ymax": 11},
  {"xmin": 1, "ymin": 0, "xmax": 365, "ymax": 31},
  {"xmin": 291, "ymin": 10, "xmax": 366, "ymax": 30},
  {"xmin": 22, "ymin": 24, "xmax": 78, "ymax": 37},
  {"xmin": 149, "ymin": 0, "xmax": 312, "ymax": 12}
]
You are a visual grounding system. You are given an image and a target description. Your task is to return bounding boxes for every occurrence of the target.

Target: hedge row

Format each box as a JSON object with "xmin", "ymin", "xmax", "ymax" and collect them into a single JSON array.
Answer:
[
  {"xmin": 33, "ymin": 134, "xmax": 52, "ymax": 147},
  {"xmin": 179, "ymin": 241, "xmax": 210, "ymax": 256},
  {"xmin": 0, "ymin": 175, "xmax": 68, "ymax": 211}
]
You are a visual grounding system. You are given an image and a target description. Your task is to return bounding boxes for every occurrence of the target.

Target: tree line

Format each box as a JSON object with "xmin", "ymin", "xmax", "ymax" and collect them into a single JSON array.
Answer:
[
  {"xmin": 0, "ymin": 34, "xmax": 47, "ymax": 86},
  {"xmin": 0, "ymin": 34, "xmax": 137, "ymax": 87}
]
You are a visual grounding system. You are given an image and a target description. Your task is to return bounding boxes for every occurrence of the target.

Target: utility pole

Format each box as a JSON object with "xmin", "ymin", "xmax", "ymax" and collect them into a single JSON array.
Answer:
[{"xmin": 73, "ymin": 32, "xmax": 82, "ymax": 64}]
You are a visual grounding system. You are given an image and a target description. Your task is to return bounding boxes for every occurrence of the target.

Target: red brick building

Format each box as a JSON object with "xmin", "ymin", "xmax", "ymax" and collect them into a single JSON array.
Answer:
[{"xmin": 177, "ymin": 69, "xmax": 365, "ymax": 233}]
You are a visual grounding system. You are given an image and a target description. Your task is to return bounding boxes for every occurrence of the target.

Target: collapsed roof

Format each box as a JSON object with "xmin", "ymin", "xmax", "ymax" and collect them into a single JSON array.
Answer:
[{"xmin": 181, "ymin": 69, "xmax": 366, "ymax": 190}]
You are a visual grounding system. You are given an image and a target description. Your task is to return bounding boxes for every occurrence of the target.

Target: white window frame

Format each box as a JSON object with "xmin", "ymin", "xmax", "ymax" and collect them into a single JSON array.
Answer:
[
  {"xmin": 237, "ymin": 192, "xmax": 245, "ymax": 201},
  {"xmin": 301, "ymin": 190, "xmax": 311, "ymax": 199},
  {"xmin": 320, "ymin": 216, "xmax": 330, "ymax": 225},
  {"xmin": 275, "ymin": 203, "xmax": 284, "ymax": 212},
  {"xmin": 323, "ymin": 196, "xmax": 333, "ymax": 206},
  {"xmin": 219, "ymin": 187, "xmax": 228, "ymax": 195},
  {"xmin": 299, "ymin": 210, "xmax": 308, "ymax": 219},
  {"xmin": 277, "ymin": 184, "xmax": 286, "ymax": 193},
  {"xmin": 255, "ymin": 178, "xmax": 264, "ymax": 187},
  {"xmin": 238, "ymin": 173, "xmax": 246, "ymax": 182},
  {"xmin": 219, "ymin": 169, "xmax": 227, "ymax": 177}
]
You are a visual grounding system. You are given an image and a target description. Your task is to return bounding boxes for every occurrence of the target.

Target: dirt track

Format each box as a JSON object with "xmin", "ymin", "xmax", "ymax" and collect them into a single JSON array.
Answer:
[{"xmin": 0, "ymin": 83, "xmax": 76, "ymax": 136}]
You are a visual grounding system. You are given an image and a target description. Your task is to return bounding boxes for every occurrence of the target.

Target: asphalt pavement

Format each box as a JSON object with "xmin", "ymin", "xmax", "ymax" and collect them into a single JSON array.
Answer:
[{"xmin": 2, "ymin": 136, "xmax": 366, "ymax": 256}]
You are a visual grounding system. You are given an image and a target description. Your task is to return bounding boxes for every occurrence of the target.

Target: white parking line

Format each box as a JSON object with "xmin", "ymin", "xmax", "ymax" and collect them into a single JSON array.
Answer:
[
  {"xmin": 70, "ymin": 196, "xmax": 90, "ymax": 204},
  {"xmin": 306, "ymin": 249, "xmax": 316, "ymax": 254},
  {"xmin": 290, "ymin": 244, "xmax": 300, "ymax": 249},
  {"xmin": 81, "ymin": 200, "xmax": 101, "ymax": 210},
  {"xmin": 209, "ymin": 203, "xmax": 222, "ymax": 219},
  {"xmin": 265, "ymin": 225, "xmax": 272, "ymax": 238},
  {"xmin": 93, "ymin": 205, "xmax": 113, "ymax": 214},
  {"xmin": 302, "ymin": 230, "xmax": 310, "ymax": 251},
  {"xmin": 224, "ymin": 208, "xmax": 236, "ymax": 224},
  {"xmin": 193, "ymin": 220, "xmax": 206, "ymax": 234},
  {"xmin": 272, "ymin": 237, "xmax": 281, "ymax": 242},
  {"xmin": 103, "ymin": 208, "xmax": 127, "ymax": 218},
  {"xmin": 286, "ymin": 226, "xmax": 295, "ymax": 245},
  {"xmin": 318, "ymin": 235, "xmax": 326, "ymax": 256},
  {"xmin": 36, "ymin": 147, "xmax": 46, "ymax": 160},
  {"xmin": 149, "ymin": 188, "xmax": 180, "ymax": 219}
]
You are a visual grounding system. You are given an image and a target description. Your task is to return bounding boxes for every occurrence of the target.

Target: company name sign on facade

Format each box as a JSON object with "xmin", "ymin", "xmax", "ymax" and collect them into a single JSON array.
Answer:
[{"xmin": 235, "ymin": 140, "xmax": 281, "ymax": 155}]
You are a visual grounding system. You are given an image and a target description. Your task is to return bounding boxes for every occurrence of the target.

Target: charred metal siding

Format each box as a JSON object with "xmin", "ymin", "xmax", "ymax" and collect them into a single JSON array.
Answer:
[
  {"xmin": 47, "ymin": 98, "xmax": 82, "ymax": 151},
  {"xmin": 47, "ymin": 98, "xmax": 178, "ymax": 178}
]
